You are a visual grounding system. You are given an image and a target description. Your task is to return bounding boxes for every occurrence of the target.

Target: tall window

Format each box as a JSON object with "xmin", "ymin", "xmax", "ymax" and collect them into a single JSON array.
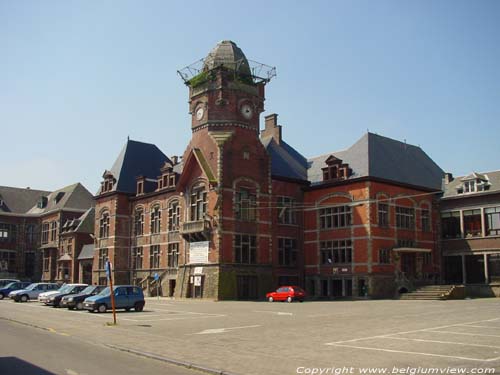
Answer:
[
  {"xmin": 378, "ymin": 203, "xmax": 389, "ymax": 227},
  {"xmin": 134, "ymin": 208, "xmax": 144, "ymax": 236},
  {"xmin": 168, "ymin": 243, "xmax": 179, "ymax": 268},
  {"xmin": 235, "ymin": 189, "xmax": 256, "ymax": 221},
  {"xmin": 190, "ymin": 185, "xmax": 207, "ymax": 221},
  {"xmin": 99, "ymin": 212, "xmax": 110, "ymax": 238},
  {"xmin": 277, "ymin": 196, "xmax": 297, "ymax": 225},
  {"xmin": 43, "ymin": 256, "xmax": 49, "ymax": 272},
  {"xmin": 463, "ymin": 209, "xmax": 481, "ymax": 237},
  {"xmin": 235, "ymin": 234, "xmax": 257, "ymax": 264},
  {"xmin": 26, "ymin": 224, "xmax": 36, "ymax": 244},
  {"xmin": 320, "ymin": 240, "xmax": 352, "ymax": 264},
  {"xmin": 278, "ymin": 238, "xmax": 297, "ymax": 266},
  {"xmin": 168, "ymin": 201, "xmax": 180, "ymax": 231},
  {"xmin": 396, "ymin": 206, "xmax": 415, "ymax": 229},
  {"xmin": 485, "ymin": 207, "xmax": 500, "ymax": 236},
  {"xmin": 149, "ymin": 245, "xmax": 160, "ymax": 269},
  {"xmin": 50, "ymin": 221, "xmax": 57, "ymax": 242},
  {"xmin": 0, "ymin": 223, "xmax": 16, "ymax": 242},
  {"xmin": 379, "ymin": 248, "xmax": 390, "ymax": 264},
  {"xmin": 0, "ymin": 251, "xmax": 16, "ymax": 272},
  {"xmin": 41, "ymin": 222, "xmax": 50, "ymax": 244},
  {"xmin": 421, "ymin": 208, "xmax": 430, "ymax": 232},
  {"xmin": 150, "ymin": 205, "xmax": 161, "ymax": 234},
  {"xmin": 131, "ymin": 247, "xmax": 143, "ymax": 269},
  {"xmin": 319, "ymin": 206, "xmax": 351, "ymax": 229},
  {"xmin": 398, "ymin": 239, "xmax": 415, "ymax": 248},
  {"xmin": 441, "ymin": 211, "xmax": 461, "ymax": 238},
  {"xmin": 98, "ymin": 248, "xmax": 108, "ymax": 269}
]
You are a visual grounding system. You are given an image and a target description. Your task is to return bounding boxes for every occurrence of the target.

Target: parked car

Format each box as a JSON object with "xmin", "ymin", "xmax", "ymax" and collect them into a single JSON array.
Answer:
[
  {"xmin": 0, "ymin": 279, "xmax": 20, "ymax": 288},
  {"xmin": 10, "ymin": 283, "xmax": 59, "ymax": 302},
  {"xmin": 0, "ymin": 281, "xmax": 32, "ymax": 300},
  {"xmin": 46, "ymin": 284, "xmax": 88, "ymax": 307},
  {"xmin": 83, "ymin": 285, "xmax": 145, "ymax": 313},
  {"xmin": 61, "ymin": 285, "xmax": 106, "ymax": 310},
  {"xmin": 38, "ymin": 284, "xmax": 66, "ymax": 304},
  {"xmin": 266, "ymin": 286, "xmax": 306, "ymax": 302}
]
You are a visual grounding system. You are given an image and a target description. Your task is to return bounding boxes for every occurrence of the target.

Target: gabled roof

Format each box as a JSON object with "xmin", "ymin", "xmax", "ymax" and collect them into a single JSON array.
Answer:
[
  {"xmin": 261, "ymin": 137, "xmax": 308, "ymax": 181},
  {"xmin": 308, "ymin": 133, "xmax": 444, "ymax": 190},
  {"xmin": 177, "ymin": 148, "xmax": 217, "ymax": 190},
  {"xmin": 0, "ymin": 186, "xmax": 50, "ymax": 214},
  {"xmin": 61, "ymin": 207, "xmax": 95, "ymax": 234},
  {"xmin": 102, "ymin": 139, "xmax": 170, "ymax": 194},
  {"xmin": 27, "ymin": 183, "xmax": 94, "ymax": 215},
  {"xmin": 443, "ymin": 170, "xmax": 500, "ymax": 199}
]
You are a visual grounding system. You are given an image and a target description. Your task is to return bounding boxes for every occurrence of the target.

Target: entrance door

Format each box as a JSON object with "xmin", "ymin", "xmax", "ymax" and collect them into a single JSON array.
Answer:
[
  {"xmin": 169, "ymin": 279, "xmax": 176, "ymax": 297},
  {"xmin": 331, "ymin": 279, "xmax": 343, "ymax": 297},
  {"xmin": 237, "ymin": 275, "xmax": 258, "ymax": 300},
  {"xmin": 401, "ymin": 253, "xmax": 416, "ymax": 277},
  {"xmin": 344, "ymin": 279, "xmax": 353, "ymax": 297},
  {"xmin": 82, "ymin": 263, "xmax": 92, "ymax": 285}
]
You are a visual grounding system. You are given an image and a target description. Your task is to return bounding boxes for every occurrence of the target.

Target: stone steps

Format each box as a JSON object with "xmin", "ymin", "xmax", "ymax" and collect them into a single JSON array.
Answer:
[{"xmin": 400, "ymin": 285, "xmax": 456, "ymax": 300}]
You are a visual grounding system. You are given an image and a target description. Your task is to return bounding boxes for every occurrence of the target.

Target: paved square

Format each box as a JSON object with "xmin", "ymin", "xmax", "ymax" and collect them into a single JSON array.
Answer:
[{"xmin": 2, "ymin": 298, "xmax": 500, "ymax": 374}]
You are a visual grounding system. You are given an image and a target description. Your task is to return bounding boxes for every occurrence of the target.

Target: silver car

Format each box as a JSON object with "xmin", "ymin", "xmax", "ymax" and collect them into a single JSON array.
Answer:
[{"xmin": 9, "ymin": 283, "xmax": 59, "ymax": 302}]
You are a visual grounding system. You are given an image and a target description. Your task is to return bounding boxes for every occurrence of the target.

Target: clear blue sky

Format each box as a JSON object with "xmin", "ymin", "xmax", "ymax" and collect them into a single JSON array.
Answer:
[{"xmin": 2, "ymin": 1, "xmax": 499, "ymax": 192}]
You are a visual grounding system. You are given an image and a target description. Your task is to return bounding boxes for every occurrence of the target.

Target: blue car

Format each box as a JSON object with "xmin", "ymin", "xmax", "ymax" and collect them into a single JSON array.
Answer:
[
  {"xmin": 0, "ymin": 281, "xmax": 31, "ymax": 300},
  {"xmin": 83, "ymin": 285, "xmax": 145, "ymax": 313}
]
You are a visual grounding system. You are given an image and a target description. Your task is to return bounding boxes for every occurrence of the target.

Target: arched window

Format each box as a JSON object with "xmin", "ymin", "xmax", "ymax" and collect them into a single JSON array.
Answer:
[
  {"xmin": 190, "ymin": 184, "xmax": 207, "ymax": 221},
  {"xmin": 134, "ymin": 208, "xmax": 144, "ymax": 236},
  {"xmin": 168, "ymin": 200, "xmax": 180, "ymax": 231},
  {"xmin": 99, "ymin": 211, "xmax": 110, "ymax": 238},
  {"xmin": 150, "ymin": 205, "xmax": 161, "ymax": 234}
]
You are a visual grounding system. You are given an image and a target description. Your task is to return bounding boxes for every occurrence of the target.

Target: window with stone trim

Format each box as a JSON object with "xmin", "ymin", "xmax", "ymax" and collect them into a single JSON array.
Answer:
[
  {"xmin": 463, "ymin": 209, "xmax": 481, "ymax": 237},
  {"xmin": 319, "ymin": 206, "xmax": 351, "ymax": 229},
  {"xmin": 277, "ymin": 196, "xmax": 297, "ymax": 225},
  {"xmin": 134, "ymin": 208, "xmax": 144, "ymax": 236},
  {"xmin": 378, "ymin": 203, "xmax": 389, "ymax": 227},
  {"xmin": 41, "ymin": 222, "xmax": 50, "ymax": 244},
  {"xmin": 150, "ymin": 205, "xmax": 161, "ymax": 234},
  {"xmin": 441, "ymin": 211, "xmax": 461, "ymax": 238},
  {"xmin": 320, "ymin": 240, "xmax": 352, "ymax": 264},
  {"xmin": 168, "ymin": 201, "xmax": 180, "ymax": 231},
  {"xmin": 190, "ymin": 184, "xmax": 207, "ymax": 221},
  {"xmin": 0, "ymin": 251, "xmax": 16, "ymax": 272},
  {"xmin": 235, "ymin": 188, "xmax": 256, "ymax": 221},
  {"xmin": 131, "ymin": 247, "xmax": 143, "ymax": 269},
  {"xmin": 26, "ymin": 224, "xmax": 36, "ymax": 244},
  {"xmin": 421, "ymin": 208, "xmax": 430, "ymax": 232},
  {"xmin": 99, "ymin": 212, "xmax": 110, "ymax": 238},
  {"xmin": 379, "ymin": 248, "xmax": 390, "ymax": 264},
  {"xmin": 98, "ymin": 248, "xmax": 108, "ymax": 270},
  {"xmin": 278, "ymin": 238, "xmax": 298, "ymax": 266},
  {"xmin": 149, "ymin": 245, "xmax": 160, "ymax": 269},
  {"xmin": 50, "ymin": 221, "xmax": 57, "ymax": 242},
  {"xmin": 235, "ymin": 234, "xmax": 257, "ymax": 264},
  {"xmin": 395, "ymin": 206, "xmax": 415, "ymax": 229},
  {"xmin": 0, "ymin": 223, "xmax": 16, "ymax": 243},
  {"xmin": 168, "ymin": 243, "xmax": 179, "ymax": 268}
]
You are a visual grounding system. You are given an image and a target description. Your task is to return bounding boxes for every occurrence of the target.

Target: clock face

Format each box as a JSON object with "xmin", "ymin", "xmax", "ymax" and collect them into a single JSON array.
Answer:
[
  {"xmin": 195, "ymin": 106, "xmax": 204, "ymax": 121},
  {"xmin": 241, "ymin": 104, "xmax": 253, "ymax": 119}
]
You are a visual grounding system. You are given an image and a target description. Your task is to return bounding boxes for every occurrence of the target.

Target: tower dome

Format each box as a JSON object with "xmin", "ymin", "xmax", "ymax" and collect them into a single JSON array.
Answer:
[{"xmin": 203, "ymin": 40, "xmax": 252, "ymax": 77}]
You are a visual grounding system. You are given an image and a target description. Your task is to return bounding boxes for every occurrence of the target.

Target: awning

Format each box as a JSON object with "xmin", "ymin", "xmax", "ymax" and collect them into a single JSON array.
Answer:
[
  {"xmin": 58, "ymin": 254, "xmax": 72, "ymax": 261},
  {"xmin": 393, "ymin": 247, "xmax": 432, "ymax": 253}
]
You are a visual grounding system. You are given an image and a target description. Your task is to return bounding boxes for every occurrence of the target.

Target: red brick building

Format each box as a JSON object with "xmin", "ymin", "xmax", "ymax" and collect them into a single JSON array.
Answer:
[{"xmin": 93, "ymin": 41, "xmax": 443, "ymax": 299}]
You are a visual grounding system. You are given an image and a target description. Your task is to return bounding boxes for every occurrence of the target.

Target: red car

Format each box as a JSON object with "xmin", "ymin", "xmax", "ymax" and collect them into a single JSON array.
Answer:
[{"xmin": 266, "ymin": 286, "xmax": 306, "ymax": 303}]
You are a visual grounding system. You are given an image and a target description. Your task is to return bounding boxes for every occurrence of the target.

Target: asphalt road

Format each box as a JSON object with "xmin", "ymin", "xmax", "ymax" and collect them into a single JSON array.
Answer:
[{"xmin": 0, "ymin": 318, "xmax": 202, "ymax": 375}]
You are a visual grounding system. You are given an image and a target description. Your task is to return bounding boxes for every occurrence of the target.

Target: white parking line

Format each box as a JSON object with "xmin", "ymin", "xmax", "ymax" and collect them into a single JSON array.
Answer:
[
  {"xmin": 383, "ymin": 336, "xmax": 500, "ymax": 349},
  {"xmin": 254, "ymin": 310, "xmax": 293, "ymax": 316},
  {"xmin": 427, "ymin": 330, "xmax": 500, "ymax": 338},
  {"xmin": 460, "ymin": 324, "xmax": 500, "ymax": 329},
  {"xmin": 122, "ymin": 315, "xmax": 225, "ymax": 322}
]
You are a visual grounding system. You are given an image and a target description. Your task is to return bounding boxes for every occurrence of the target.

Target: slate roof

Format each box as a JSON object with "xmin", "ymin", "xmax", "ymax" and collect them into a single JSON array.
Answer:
[
  {"xmin": 61, "ymin": 207, "xmax": 95, "ymax": 234},
  {"xmin": 78, "ymin": 244, "xmax": 95, "ymax": 260},
  {"xmin": 203, "ymin": 40, "xmax": 252, "ymax": 77},
  {"xmin": 261, "ymin": 137, "xmax": 308, "ymax": 181},
  {"xmin": 443, "ymin": 170, "xmax": 500, "ymax": 199},
  {"xmin": 307, "ymin": 133, "xmax": 444, "ymax": 190},
  {"xmin": 0, "ymin": 186, "xmax": 50, "ymax": 214},
  {"xmin": 27, "ymin": 183, "xmax": 94, "ymax": 215},
  {"xmin": 102, "ymin": 139, "xmax": 170, "ymax": 194}
]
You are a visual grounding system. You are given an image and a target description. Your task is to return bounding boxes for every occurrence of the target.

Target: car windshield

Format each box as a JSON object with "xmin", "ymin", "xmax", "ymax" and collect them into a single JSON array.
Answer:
[
  {"xmin": 97, "ymin": 287, "xmax": 111, "ymax": 296},
  {"xmin": 4, "ymin": 282, "xmax": 17, "ymax": 289},
  {"xmin": 58, "ymin": 285, "xmax": 73, "ymax": 293},
  {"xmin": 293, "ymin": 287, "xmax": 305, "ymax": 293},
  {"xmin": 25, "ymin": 284, "xmax": 38, "ymax": 291},
  {"xmin": 80, "ymin": 286, "xmax": 95, "ymax": 294}
]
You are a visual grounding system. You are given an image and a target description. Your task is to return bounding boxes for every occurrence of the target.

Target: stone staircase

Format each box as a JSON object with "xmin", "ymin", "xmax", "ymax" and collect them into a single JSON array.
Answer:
[{"xmin": 399, "ymin": 285, "xmax": 459, "ymax": 300}]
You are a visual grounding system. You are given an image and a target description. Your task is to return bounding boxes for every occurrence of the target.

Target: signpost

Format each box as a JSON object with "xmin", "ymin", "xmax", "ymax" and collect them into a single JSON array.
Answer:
[
  {"xmin": 154, "ymin": 272, "xmax": 159, "ymax": 300},
  {"xmin": 105, "ymin": 260, "xmax": 117, "ymax": 325}
]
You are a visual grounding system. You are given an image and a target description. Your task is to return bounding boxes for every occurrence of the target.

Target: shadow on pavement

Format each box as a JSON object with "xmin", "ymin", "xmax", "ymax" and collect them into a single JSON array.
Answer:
[{"xmin": 0, "ymin": 357, "xmax": 56, "ymax": 375}]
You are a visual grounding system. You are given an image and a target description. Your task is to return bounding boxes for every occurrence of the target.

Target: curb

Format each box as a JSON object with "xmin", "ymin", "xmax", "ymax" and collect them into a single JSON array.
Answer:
[{"xmin": 105, "ymin": 344, "xmax": 239, "ymax": 375}]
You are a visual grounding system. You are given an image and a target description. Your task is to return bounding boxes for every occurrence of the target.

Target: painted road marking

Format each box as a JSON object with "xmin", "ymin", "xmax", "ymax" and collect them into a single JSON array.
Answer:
[
  {"xmin": 254, "ymin": 310, "xmax": 293, "ymax": 316},
  {"xmin": 192, "ymin": 325, "xmax": 261, "ymax": 335},
  {"xmin": 427, "ymin": 330, "xmax": 500, "ymax": 338},
  {"xmin": 383, "ymin": 336, "xmax": 500, "ymax": 349}
]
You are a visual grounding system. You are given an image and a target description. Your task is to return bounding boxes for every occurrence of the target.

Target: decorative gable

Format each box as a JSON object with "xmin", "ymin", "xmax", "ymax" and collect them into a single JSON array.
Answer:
[
  {"xmin": 456, "ymin": 173, "xmax": 490, "ymax": 194},
  {"xmin": 322, "ymin": 155, "xmax": 352, "ymax": 182},
  {"xmin": 100, "ymin": 170, "xmax": 116, "ymax": 194}
]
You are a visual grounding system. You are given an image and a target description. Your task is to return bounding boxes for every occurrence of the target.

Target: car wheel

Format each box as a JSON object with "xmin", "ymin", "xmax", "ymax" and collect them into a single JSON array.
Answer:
[
  {"xmin": 125, "ymin": 307, "xmax": 131, "ymax": 312},
  {"xmin": 0, "ymin": 293, "xmax": 4, "ymax": 300},
  {"xmin": 98, "ymin": 304, "xmax": 107, "ymax": 313},
  {"xmin": 134, "ymin": 302, "xmax": 144, "ymax": 312},
  {"xmin": 76, "ymin": 302, "xmax": 83, "ymax": 310},
  {"xmin": 268, "ymin": 296, "xmax": 274, "ymax": 302},
  {"xmin": 21, "ymin": 295, "xmax": 28, "ymax": 303},
  {"xmin": 287, "ymin": 296, "xmax": 292, "ymax": 303},
  {"xmin": 68, "ymin": 306, "xmax": 75, "ymax": 310}
]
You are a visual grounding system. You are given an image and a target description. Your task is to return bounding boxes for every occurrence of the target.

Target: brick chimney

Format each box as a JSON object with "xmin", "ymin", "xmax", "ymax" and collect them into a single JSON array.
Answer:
[
  {"xmin": 261, "ymin": 113, "xmax": 282, "ymax": 145},
  {"xmin": 444, "ymin": 173, "xmax": 454, "ymax": 184}
]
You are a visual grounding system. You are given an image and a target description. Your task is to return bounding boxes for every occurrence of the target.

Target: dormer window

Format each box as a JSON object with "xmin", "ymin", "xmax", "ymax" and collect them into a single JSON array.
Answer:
[
  {"xmin": 457, "ymin": 173, "xmax": 490, "ymax": 194},
  {"xmin": 322, "ymin": 155, "xmax": 351, "ymax": 182},
  {"xmin": 37, "ymin": 196, "xmax": 48, "ymax": 209},
  {"xmin": 101, "ymin": 170, "xmax": 116, "ymax": 193}
]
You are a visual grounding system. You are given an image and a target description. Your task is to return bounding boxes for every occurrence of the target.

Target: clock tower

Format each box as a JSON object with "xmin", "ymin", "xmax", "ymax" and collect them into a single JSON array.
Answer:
[{"xmin": 177, "ymin": 41, "xmax": 277, "ymax": 300}]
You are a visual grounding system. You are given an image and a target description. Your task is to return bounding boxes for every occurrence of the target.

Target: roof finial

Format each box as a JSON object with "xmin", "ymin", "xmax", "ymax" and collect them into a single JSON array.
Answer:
[{"xmin": 127, "ymin": 135, "xmax": 130, "ymax": 141}]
